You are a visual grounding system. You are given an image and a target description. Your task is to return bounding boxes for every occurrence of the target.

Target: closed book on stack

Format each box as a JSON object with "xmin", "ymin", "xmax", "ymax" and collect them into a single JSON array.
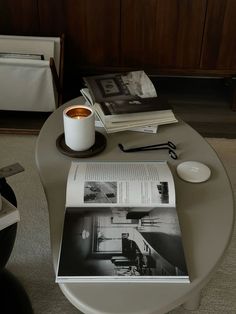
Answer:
[{"xmin": 93, "ymin": 96, "xmax": 177, "ymax": 133}]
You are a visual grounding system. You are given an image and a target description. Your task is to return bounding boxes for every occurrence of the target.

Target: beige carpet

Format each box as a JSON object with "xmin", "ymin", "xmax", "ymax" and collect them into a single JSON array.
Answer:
[{"xmin": 0, "ymin": 135, "xmax": 235, "ymax": 314}]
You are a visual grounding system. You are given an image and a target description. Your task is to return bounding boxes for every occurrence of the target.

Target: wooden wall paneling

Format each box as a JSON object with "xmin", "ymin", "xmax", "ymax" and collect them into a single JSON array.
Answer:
[
  {"xmin": 121, "ymin": 0, "xmax": 207, "ymax": 70},
  {"xmin": 0, "ymin": 0, "xmax": 39, "ymax": 35},
  {"xmin": 120, "ymin": 0, "xmax": 157, "ymax": 67},
  {"xmin": 37, "ymin": 0, "xmax": 65, "ymax": 36},
  {"xmin": 201, "ymin": 0, "xmax": 236, "ymax": 70},
  {"xmin": 155, "ymin": 0, "xmax": 207, "ymax": 69},
  {"xmin": 64, "ymin": 0, "xmax": 120, "ymax": 70}
]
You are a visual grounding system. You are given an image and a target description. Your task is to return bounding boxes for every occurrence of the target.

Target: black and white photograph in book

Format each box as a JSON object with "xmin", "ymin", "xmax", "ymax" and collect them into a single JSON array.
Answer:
[
  {"xmin": 155, "ymin": 182, "xmax": 169, "ymax": 204},
  {"xmin": 84, "ymin": 181, "xmax": 117, "ymax": 203},
  {"xmin": 96, "ymin": 76, "xmax": 130, "ymax": 98},
  {"xmin": 57, "ymin": 206, "xmax": 189, "ymax": 282}
]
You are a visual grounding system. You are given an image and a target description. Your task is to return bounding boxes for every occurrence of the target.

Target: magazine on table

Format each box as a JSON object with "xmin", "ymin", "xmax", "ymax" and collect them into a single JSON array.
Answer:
[
  {"xmin": 83, "ymin": 70, "xmax": 158, "ymax": 103},
  {"xmin": 81, "ymin": 71, "xmax": 178, "ymax": 133},
  {"xmin": 56, "ymin": 161, "xmax": 189, "ymax": 283}
]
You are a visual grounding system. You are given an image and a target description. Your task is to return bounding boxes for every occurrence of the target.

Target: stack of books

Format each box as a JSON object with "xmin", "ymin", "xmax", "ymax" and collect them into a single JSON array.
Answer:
[{"xmin": 81, "ymin": 70, "xmax": 178, "ymax": 133}]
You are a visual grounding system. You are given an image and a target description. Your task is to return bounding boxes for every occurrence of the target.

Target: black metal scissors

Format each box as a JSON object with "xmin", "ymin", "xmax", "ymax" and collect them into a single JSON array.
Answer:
[{"xmin": 118, "ymin": 141, "xmax": 178, "ymax": 159}]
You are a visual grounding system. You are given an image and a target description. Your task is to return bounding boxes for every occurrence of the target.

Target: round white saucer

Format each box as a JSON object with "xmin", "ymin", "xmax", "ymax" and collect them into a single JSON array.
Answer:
[{"xmin": 177, "ymin": 161, "xmax": 211, "ymax": 183}]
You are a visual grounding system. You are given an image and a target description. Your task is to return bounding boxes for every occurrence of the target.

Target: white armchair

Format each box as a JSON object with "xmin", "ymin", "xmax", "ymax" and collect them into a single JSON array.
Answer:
[{"xmin": 0, "ymin": 34, "xmax": 64, "ymax": 112}]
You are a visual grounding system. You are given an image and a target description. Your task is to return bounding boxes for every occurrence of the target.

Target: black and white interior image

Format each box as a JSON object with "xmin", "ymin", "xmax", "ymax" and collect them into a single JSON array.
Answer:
[{"xmin": 58, "ymin": 206, "xmax": 188, "ymax": 279}]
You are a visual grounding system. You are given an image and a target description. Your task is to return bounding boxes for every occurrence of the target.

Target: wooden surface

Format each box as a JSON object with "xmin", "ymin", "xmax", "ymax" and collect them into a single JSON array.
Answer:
[
  {"xmin": 121, "ymin": 0, "xmax": 206, "ymax": 68},
  {"xmin": 64, "ymin": 0, "xmax": 120, "ymax": 67},
  {"xmin": 1, "ymin": 0, "xmax": 236, "ymax": 75},
  {"xmin": 37, "ymin": 0, "xmax": 64, "ymax": 36},
  {"xmin": 1, "ymin": 1, "xmax": 236, "ymax": 109},
  {"xmin": 37, "ymin": 0, "xmax": 120, "ymax": 67},
  {"xmin": 201, "ymin": 0, "xmax": 236, "ymax": 69},
  {"xmin": 0, "ymin": 0, "xmax": 38, "ymax": 35}
]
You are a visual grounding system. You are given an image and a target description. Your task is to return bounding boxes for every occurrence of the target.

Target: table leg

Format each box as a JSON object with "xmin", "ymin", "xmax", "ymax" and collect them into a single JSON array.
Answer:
[
  {"xmin": 0, "ymin": 269, "xmax": 33, "ymax": 314},
  {"xmin": 0, "ymin": 178, "xmax": 33, "ymax": 313},
  {"xmin": 224, "ymin": 77, "xmax": 236, "ymax": 111},
  {"xmin": 231, "ymin": 84, "xmax": 236, "ymax": 111},
  {"xmin": 183, "ymin": 290, "xmax": 201, "ymax": 310}
]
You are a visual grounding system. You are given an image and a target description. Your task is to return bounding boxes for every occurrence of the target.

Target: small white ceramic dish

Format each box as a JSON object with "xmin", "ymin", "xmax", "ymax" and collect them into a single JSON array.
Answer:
[{"xmin": 177, "ymin": 161, "xmax": 211, "ymax": 183}]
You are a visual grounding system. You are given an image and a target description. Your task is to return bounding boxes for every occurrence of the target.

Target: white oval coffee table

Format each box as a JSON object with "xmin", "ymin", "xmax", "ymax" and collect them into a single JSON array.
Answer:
[{"xmin": 35, "ymin": 97, "xmax": 234, "ymax": 314}]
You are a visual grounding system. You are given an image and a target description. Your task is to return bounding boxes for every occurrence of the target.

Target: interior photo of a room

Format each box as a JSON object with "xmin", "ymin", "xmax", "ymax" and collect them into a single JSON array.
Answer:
[{"xmin": 57, "ymin": 206, "xmax": 188, "ymax": 280}]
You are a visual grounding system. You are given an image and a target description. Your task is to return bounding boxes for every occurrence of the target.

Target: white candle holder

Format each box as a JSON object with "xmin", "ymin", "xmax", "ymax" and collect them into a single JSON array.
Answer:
[{"xmin": 63, "ymin": 105, "xmax": 95, "ymax": 151}]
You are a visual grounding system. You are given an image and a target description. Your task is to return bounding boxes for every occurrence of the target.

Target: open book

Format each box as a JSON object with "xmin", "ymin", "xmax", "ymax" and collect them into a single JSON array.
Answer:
[
  {"xmin": 56, "ymin": 161, "xmax": 189, "ymax": 283},
  {"xmin": 82, "ymin": 71, "xmax": 178, "ymax": 133}
]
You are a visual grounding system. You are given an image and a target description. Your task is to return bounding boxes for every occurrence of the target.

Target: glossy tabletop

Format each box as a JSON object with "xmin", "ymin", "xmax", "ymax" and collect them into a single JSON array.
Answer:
[{"xmin": 35, "ymin": 97, "xmax": 234, "ymax": 314}]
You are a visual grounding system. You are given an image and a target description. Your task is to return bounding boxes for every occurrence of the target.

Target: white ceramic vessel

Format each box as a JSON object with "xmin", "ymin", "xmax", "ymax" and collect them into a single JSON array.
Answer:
[{"xmin": 177, "ymin": 161, "xmax": 211, "ymax": 183}]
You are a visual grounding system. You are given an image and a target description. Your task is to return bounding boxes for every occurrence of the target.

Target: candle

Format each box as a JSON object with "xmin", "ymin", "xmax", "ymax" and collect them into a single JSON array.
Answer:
[{"xmin": 63, "ymin": 105, "xmax": 95, "ymax": 151}]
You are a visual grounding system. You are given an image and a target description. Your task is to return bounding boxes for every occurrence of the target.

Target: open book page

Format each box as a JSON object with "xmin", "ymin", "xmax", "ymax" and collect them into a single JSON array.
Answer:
[
  {"xmin": 80, "ymin": 88, "xmax": 93, "ymax": 106},
  {"xmin": 57, "ymin": 203, "xmax": 189, "ymax": 282},
  {"xmin": 66, "ymin": 161, "xmax": 175, "ymax": 208},
  {"xmin": 120, "ymin": 70, "xmax": 157, "ymax": 98}
]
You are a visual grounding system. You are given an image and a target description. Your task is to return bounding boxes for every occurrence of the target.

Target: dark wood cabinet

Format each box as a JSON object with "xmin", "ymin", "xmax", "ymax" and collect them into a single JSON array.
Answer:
[
  {"xmin": 121, "ymin": 0, "xmax": 206, "ymax": 70},
  {"xmin": 37, "ymin": 0, "xmax": 65, "ymax": 36},
  {"xmin": 0, "ymin": 0, "xmax": 39, "ymax": 35},
  {"xmin": 63, "ymin": 0, "xmax": 120, "ymax": 67},
  {"xmin": 1, "ymin": 0, "xmax": 236, "ymax": 74},
  {"xmin": 201, "ymin": 0, "xmax": 236, "ymax": 70},
  {"xmin": 1, "ymin": 0, "xmax": 236, "ymax": 108},
  {"xmin": 36, "ymin": 0, "xmax": 120, "ymax": 69}
]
